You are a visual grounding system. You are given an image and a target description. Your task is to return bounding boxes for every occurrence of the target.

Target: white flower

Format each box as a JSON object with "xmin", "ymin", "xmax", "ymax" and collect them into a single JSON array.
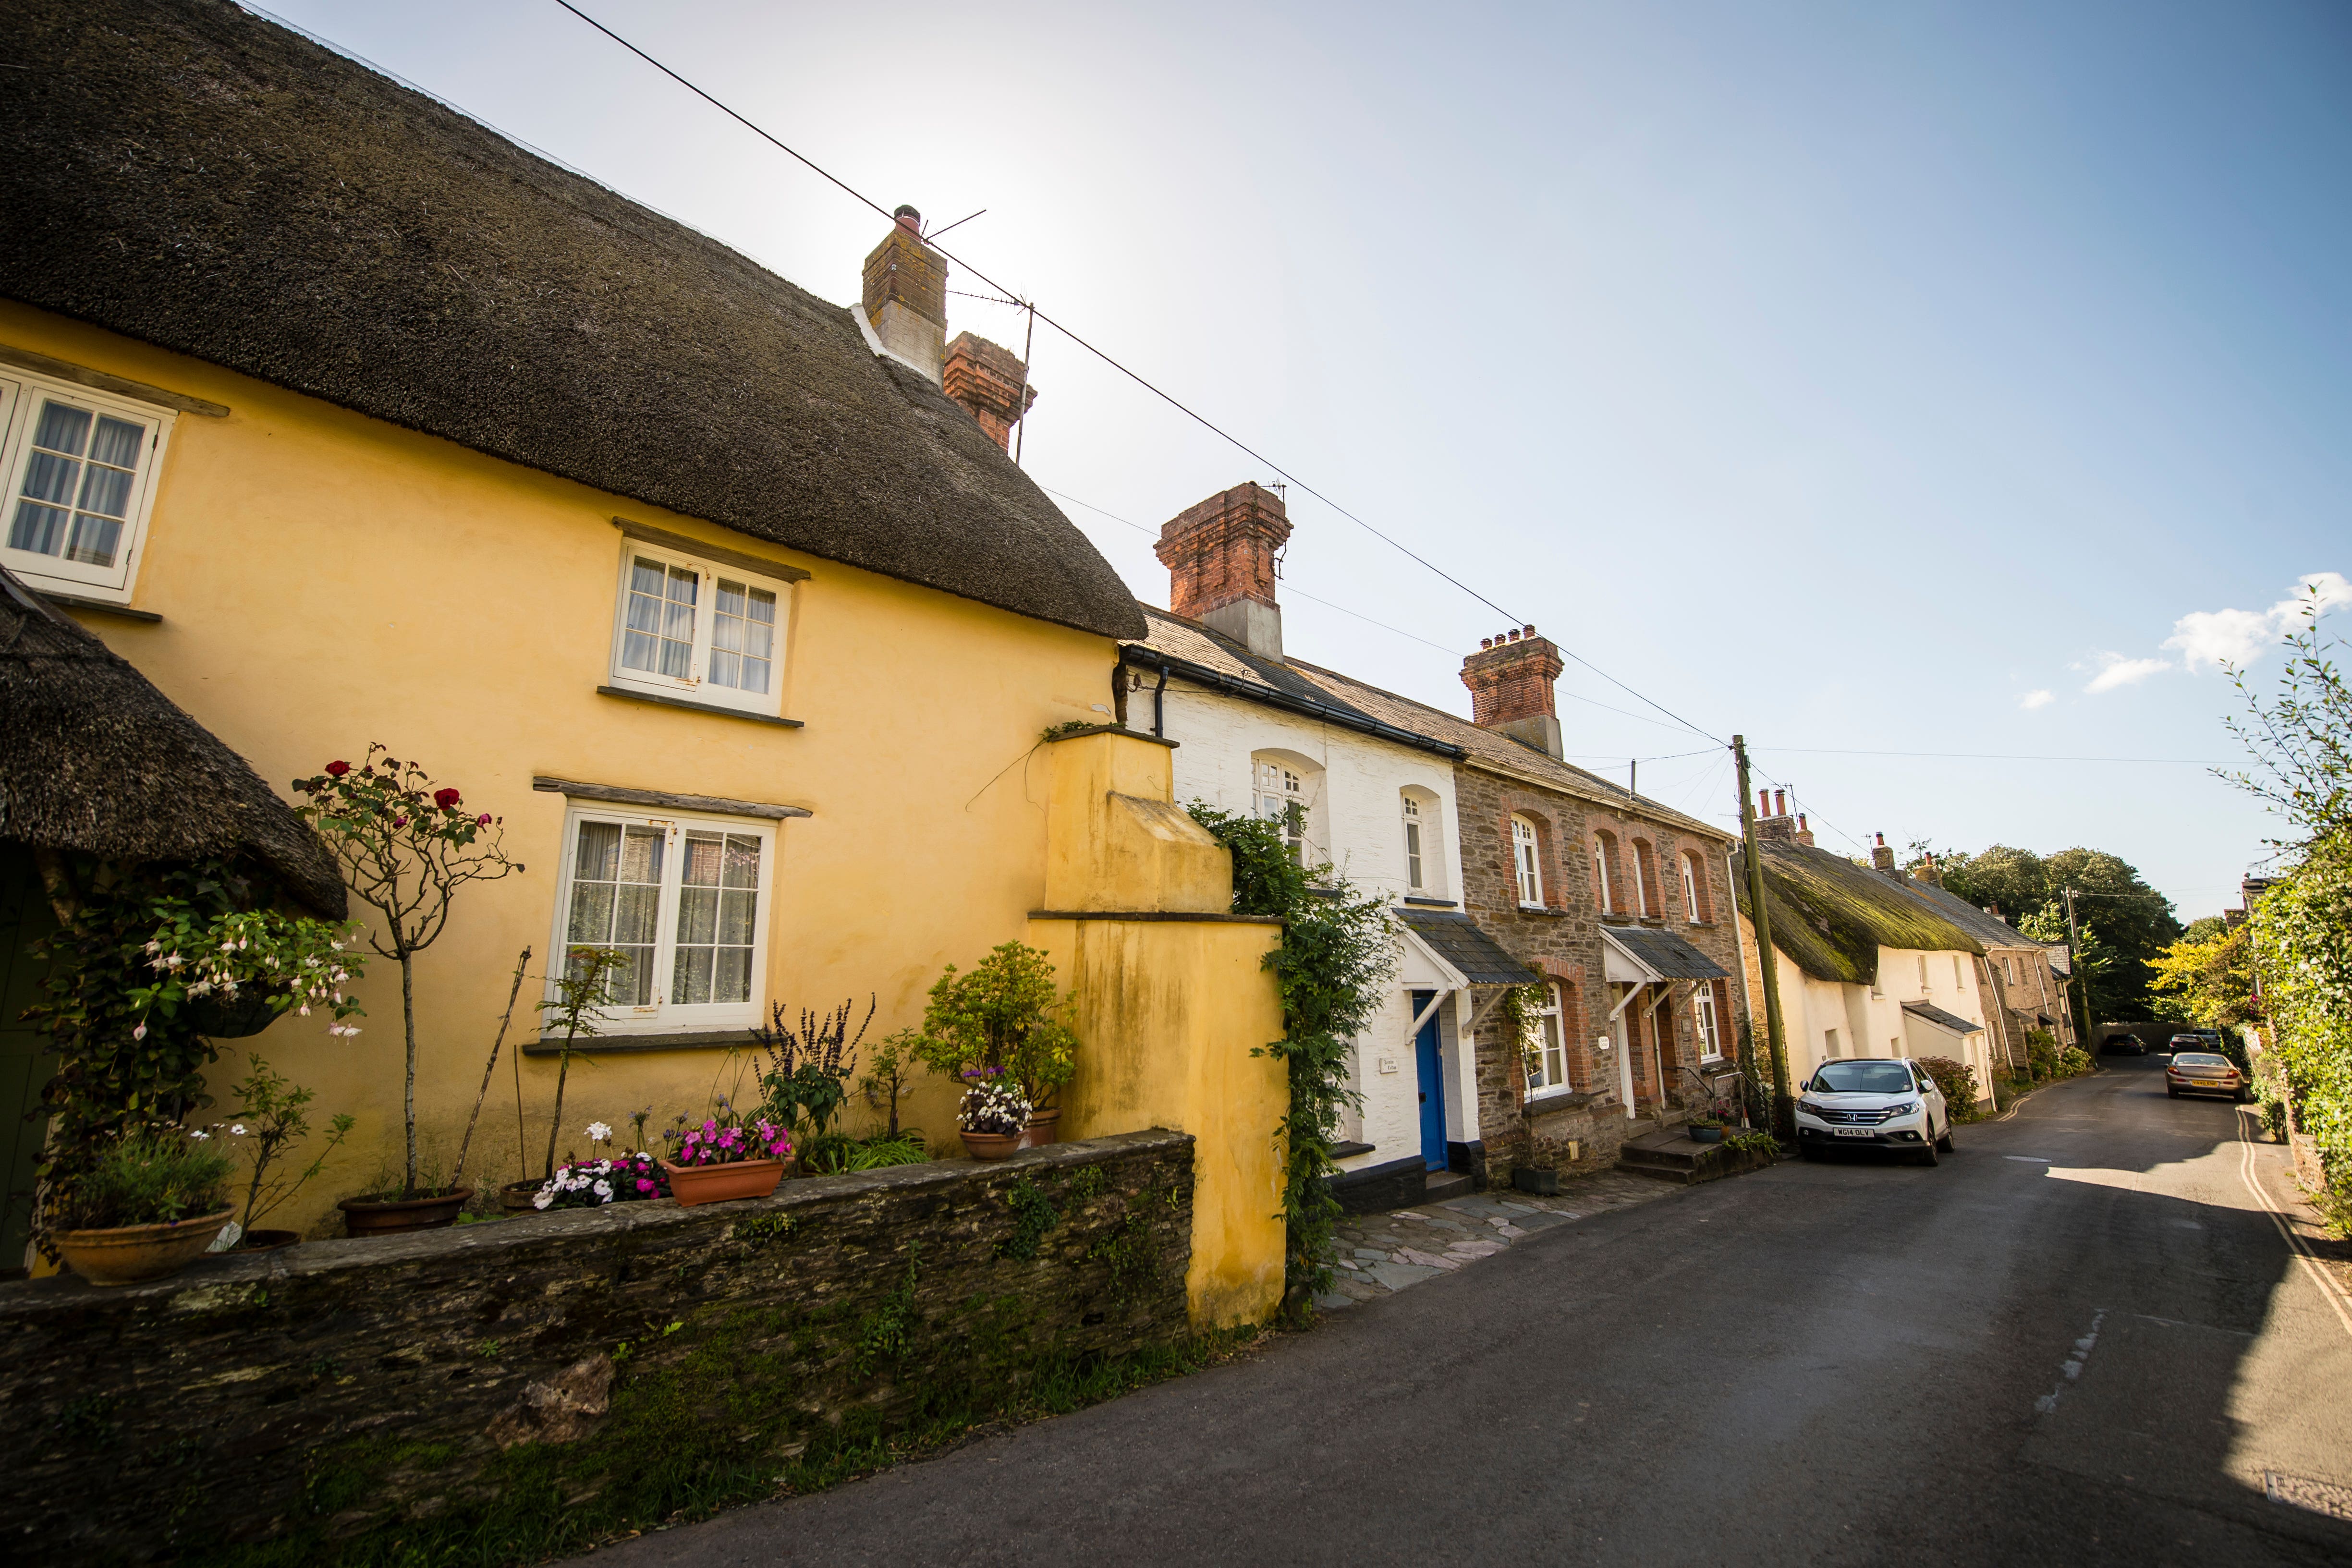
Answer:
[
  {"xmin": 592, "ymin": 1179, "xmax": 613, "ymax": 1200},
  {"xmin": 298, "ymin": 1005, "xmax": 312, "ymax": 1017},
  {"xmin": 231, "ymin": 1124, "xmax": 248, "ymax": 1136},
  {"xmin": 533, "ymin": 1192, "xmax": 553, "ymax": 1210},
  {"xmin": 586, "ymin": 1121, "xmax": 612, "ymax": 1142},
  {"xmin": 132, "ymin": 1022, "xmax": 147, "ymax": 1041},
  {"xmin": 144, "ymin": 940, "xmax": 161, "ymax": 954},
  {"xmin": 188, "ymin": 1129, "xmax": 211, "ymax": 1140}
]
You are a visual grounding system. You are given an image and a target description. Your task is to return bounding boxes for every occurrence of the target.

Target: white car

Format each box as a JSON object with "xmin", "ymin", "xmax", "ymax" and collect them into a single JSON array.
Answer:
[{"xmin": 1793, "ymin": 1057, "xmax": 1953, "ymax": 1165}]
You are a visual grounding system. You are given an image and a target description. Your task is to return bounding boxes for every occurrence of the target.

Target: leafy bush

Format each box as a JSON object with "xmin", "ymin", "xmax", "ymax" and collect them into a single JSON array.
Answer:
[
  {"xmin": 2023, "ymin": 1027, "xmax": 2061, "ymax": 1081},
  {"xmin": 1722, "ymin": 1130, "xmax": 1778, "ymax": 1157},
  {"xmin": 2058, "ymin": 1046, "xmax": 2093, "ymax": 1076},
  {"xmin": 60, "ymin": 1126, "xmax": 232, "ymax": 1231},
  {"xmin": 916, "ymin": 943, "xmax": 1078, "ymax": 1110},
  {"xmin": 1915, "ymin": 1056, "xmax": 1980, "ymax": 1117}
]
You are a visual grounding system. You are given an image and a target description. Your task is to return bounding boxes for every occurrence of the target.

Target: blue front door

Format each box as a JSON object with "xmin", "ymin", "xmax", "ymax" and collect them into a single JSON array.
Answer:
[{"xmin": 1413, "ymin": 991, "xmax": 1449, "ymax": 1172}]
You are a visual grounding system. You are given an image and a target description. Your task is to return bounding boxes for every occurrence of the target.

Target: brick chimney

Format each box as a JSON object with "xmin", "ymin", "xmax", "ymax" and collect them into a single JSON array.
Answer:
[
  {"xmin": 1460, "ymin": 627, "xmax": 1565, "ymax": 760},
  {"xmin": 1755, "ymin": 790, "xmax": 1814, "ymax": 846},
  {"xmin": 861, "ymin": 205, "xmax": 947, "ymax": 384},
  {"xmin": 1156, "ymin": 483, "xmax": 1292, "ymax": 659},
  {"xmin": 1911, "ymin": 851, "xmax": 1944, "ymax": 887},
  {"xmin": 942, "ymin": 333, "xmax": 1036, "ymax": 451},
  {"xmin": 1871, "ymin": 833, "xmax": 1897, "ymax": 875}
]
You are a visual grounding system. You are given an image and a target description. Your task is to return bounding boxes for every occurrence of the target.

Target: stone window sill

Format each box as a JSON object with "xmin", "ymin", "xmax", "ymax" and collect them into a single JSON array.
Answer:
[
  {"xmin": 521, "ymin": 1029, "xmax": 746, "ymax": 1056},
  {"xmin": 596, "ymin": 685, "xmax": 804, "ymax": 727},
  {"xmin": 1519, "ymin": 904, "xmax": 1568, "ymax": 917},
  {"xmin": 1525, "ymin": 1088, "xmax": 1597, "ymax": 1115}
]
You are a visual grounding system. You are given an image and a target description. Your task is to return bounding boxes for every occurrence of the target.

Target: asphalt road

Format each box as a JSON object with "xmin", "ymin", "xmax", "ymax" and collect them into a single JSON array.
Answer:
[{"xmin": 575, "ymin": 1059, "xmax": 2352, "ymax": 1567}]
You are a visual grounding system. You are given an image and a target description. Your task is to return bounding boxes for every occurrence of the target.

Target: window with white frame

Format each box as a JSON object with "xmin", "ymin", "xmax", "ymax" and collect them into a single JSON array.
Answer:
[
  {"xmin": 0, "ymin": 371, "xmax": 175, "ymax": 601},
  {"xmin": 1630, "ymin": 840, "xmax": 1651, "ymax": 916},
  {"xmin": 1694, "ymin": 987, "xmax": 1722, "ymax": 1058},
  {"xmin": 608, "ymin": 542, "xmax": 791, "ymax": 716},
  {"xmin": 1953, "ymin": 955, "xmax": 1964, "ymax": 991},
  {"xmin": 1681, "ymin": 853, "xmax": 1701, "ymax": 923},
  {"xmin": 1524, "ymin": 982, "xmax": 1570, "ymax": 1093},
  {"xmin": 1918, "ymin": 954, "xmax": 1931, "ymax": 991},
  {"xmin": 1401, "ymin": 792, "xmax": 1426, "ymax": 891},
  {"xmin": 1511, "ymin": 816, "xmax": 1544, "ymax": 906},
  {"xmin": 2003, "ymin": 955, "xmax": 2017, "ymax": 985},
  {"xmin": 1591, "ymin": 838, "xmax": 1612, "ymax": 912},
  {"xmin": 551, "ymin": 806, "xmax": 774, "ymax": 1032},
  {"xmin": 1254, "ymin": 757, "xmax": 1312, "ymax": 865}
]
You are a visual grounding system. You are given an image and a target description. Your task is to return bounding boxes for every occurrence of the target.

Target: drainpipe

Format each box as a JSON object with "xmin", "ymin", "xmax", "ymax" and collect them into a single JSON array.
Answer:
[{"xmin": 1152, "ymin": 663, "xmax": 1170, "ymax": 738}]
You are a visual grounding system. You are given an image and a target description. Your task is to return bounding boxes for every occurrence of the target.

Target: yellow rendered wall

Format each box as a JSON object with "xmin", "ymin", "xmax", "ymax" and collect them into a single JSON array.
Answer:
[{"xmin": 2, "ymin": 302, "xmax": 1121, "ymax": 1230}]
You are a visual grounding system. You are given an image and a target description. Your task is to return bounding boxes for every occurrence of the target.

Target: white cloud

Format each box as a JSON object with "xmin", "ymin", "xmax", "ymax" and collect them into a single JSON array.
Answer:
[
  {"xmin": 2163, "ymin": 570, "xmax": 2352, "ymax": 673},
  {"xmin": 2019, "ymin": 689, "xmax": 2054, "ymax": 710},
  {"xmin": 2084, "ymin": 653, "xmax": 2170, "ymax": 695}
]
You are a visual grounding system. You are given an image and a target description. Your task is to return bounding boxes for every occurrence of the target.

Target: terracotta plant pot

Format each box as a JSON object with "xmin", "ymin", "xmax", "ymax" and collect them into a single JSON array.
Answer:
[
  {"xmin": 660, "ymin": 1158, "xmax": 784, "ymax": 1207},
  {"xmin": 960, "ymin": 1129, "xmax": 1023, "ymax": 1161},
  {"xmin": 500, "ymin": 1178, "xmax": 546, "ymax": 1215},
  {"xmin": 338, "ymin": 1188, "xmax": 473, "ymax": 1237},
  {"xmin": 1018, "ymin": 1108, "xmax": 1062, "ymax": 1149},
  {"xmin": 55, "ymin": 1209, "xmax": 235, "ymax": 1286}
]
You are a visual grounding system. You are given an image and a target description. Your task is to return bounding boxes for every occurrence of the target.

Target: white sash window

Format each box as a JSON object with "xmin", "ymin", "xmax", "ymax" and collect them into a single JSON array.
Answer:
[
  {"xmin": 551, "ymin": 806, "xmax": 773, "ymax": 1032},
  {"xmin": 0, "ymin": 371, "xmax": 175, "ymax": 601},
  {"xmin": 1254, "ymin": 758, "xmax": 1310, "ymax": 864},
  {"xmin": 1401, "ymin": 794, "xmax": 1424, "ymax": 890},
  {"xmin": 1525, "ymin": 983, "xmax": 1570, "ymax": 1092},
  {"xmin": 608, "ymin": 542, "xmax": 789, "ymax": 716},
  {"xmin": 1694, "ymin": 988, "xmax": 1722, "ymax": 1059},
  {"xmin": 1512, "ymin": 816, "xmax": 1544, "ymax": 907}
]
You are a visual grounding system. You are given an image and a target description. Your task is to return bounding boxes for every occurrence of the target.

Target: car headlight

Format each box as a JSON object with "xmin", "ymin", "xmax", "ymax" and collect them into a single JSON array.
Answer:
[
  {"xmin": 1886, "ymin": 1100, "xmax": 1921, "ymax": 1118},
  {"xmin": 1797, "ymin": 1099, "xmax": 1828, "ymax": 1118}
]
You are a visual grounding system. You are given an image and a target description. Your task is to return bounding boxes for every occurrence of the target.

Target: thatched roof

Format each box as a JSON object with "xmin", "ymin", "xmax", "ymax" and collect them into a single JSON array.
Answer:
[
  {"xmin": 0, "ymin": 570, "xmax": 346, "ymax": 916},
  {"xmin": 0, "ymin": 0, "xmax": 1142, "ymax": 642},
  {"xmin": 1899, "ymin": 878, "xmax": 2047, "ymax": 952},
  {"xmin": 1731, "ymin": 840, "xmax": 1982, "ymax": 986}
]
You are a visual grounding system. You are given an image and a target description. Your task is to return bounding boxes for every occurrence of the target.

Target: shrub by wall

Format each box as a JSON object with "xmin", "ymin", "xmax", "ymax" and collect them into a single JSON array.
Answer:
[{"xmin": 0, "ymin": 1131, "xmax": 1194, "ymax": 1565}]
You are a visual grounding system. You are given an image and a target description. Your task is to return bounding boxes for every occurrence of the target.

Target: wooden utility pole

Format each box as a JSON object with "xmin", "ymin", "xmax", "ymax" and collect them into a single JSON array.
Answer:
[
  {"xmin": 2062, "ymin": 886, "xmax": 2095, "ymax": 1048},
  {"xmin": 1733, "ymin": 736, "xmax": 1793, "ymax": 1135}
]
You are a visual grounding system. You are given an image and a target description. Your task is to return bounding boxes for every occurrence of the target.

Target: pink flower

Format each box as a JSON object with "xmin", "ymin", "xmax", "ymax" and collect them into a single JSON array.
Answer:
[
  {"xmin": 391, "ymin": 815, "xmax": 407, "ymax": 828},
  {"xmin": 477, "ymin": 813, "xmax": 492, "ymax": 826},
  {"xmin": 636, "ymin": 1179, "xmax": 656, "ymax": 1193}
]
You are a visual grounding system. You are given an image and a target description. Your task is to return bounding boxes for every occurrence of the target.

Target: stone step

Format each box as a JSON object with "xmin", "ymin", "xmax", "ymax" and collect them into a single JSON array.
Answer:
[
  {"xmin": 1422, "ymin": 1169, "xmax": 1474, "ymax": 1203},
  {"xmin": 1616, "ymin": 1148, "xmax": 1704, "ymax": 1185}
]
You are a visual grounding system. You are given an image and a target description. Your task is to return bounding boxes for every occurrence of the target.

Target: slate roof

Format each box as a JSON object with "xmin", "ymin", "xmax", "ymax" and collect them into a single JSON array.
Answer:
[
  {"xmin": 0, "ymin": 567, "xmax": 345, "ymax": 915},
  {"xmin": 1732, "ymin": 840, "xmax": 1985, "ymax": 987},
  {"xmin": 1903, "ymin": 1000, "xmax": 1985, "ymax": 1037},
  {"xmin": 1393, "ymin": 908, "xmax": 1541, "ymax": 986},
  {"xmin": 1127, "ymin": 609, "xmax": 1729, "ymax": 841},
  {"xmin": 1600, "ymin": 924, "xmax": 1730, "ymax": 981},
  {"xmin": 1128, "ymin": 611, "xmax": 1462, "ymax": 758},
  {"xmin": 0, "ymin": 0, "xmax": 1142, "ymax": 641}
]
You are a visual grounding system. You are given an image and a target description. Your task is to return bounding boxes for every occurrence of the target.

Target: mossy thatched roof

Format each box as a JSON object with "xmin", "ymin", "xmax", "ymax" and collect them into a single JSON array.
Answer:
[
  {"xmin": 0, "ymin": 570, "xmax": 346, "ymax": 915},
  {"xmin": 0, "ymin": 0, "xmax": 1142, "ymax": 641},
  {"xmin": 1731, "ymin": 840, "xmax": 1982, "ymax": 985}
]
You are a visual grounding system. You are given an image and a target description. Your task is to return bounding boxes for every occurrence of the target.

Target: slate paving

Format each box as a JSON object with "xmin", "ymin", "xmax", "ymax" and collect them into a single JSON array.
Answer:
[{"xmin": 1316, "ymin": 1167, "xmax": 1676, "ymax": 1307}]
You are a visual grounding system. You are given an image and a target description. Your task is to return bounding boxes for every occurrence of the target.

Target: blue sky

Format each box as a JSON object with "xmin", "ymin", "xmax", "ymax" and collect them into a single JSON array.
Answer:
[{"xmin": 250, "ymin": 0, "xmax": 2350, "ymax": 919}]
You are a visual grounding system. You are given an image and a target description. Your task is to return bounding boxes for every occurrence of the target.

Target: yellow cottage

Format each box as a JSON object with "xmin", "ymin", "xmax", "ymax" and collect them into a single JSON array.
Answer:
[{"xmin": 0, "ymin": 0, "xmax": 1283, "ymax": 1320}]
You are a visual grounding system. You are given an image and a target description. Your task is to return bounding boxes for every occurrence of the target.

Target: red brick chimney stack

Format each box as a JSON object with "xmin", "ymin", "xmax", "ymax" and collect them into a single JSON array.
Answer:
[
  {"xmin": 861, "ymin": 204, "xmax": 947, "ymax": 384},
  {"xmin": 1460, "ymin": 625, "xmax": 1565, "ymax": 760},
  {"xmin": 1756, "ymin": 789, "xmax": 1813, "ymax": 846},
  {"xmin": 942, "ymin": 333, "xmax": 1037, "ymax": 452},
  {"xmin": 1155, "ymin": 482, "xmax": 1292, "ymax": 659}
]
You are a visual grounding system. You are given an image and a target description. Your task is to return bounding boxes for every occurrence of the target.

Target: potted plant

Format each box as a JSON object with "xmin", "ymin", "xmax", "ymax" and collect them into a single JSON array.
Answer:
[
  {"xmin": 129, "ymin": 902, "xmax": 369, "ymax": 1045},
  {"xmin": 530, "ymin": 1122, "xmax": 671, "ymax": 1209},
  {"xmin": 752, "ymin": 997, "xmax": 870, "ymax": 1142},
  {"xmin": 294, "ymin": 748, "xmax": 521, "ymax": 1230},
  {"xmin": 1686, "ymin": 1115, "xmax": 1726, "ymax": 1144},
  {"xmin": 52, "ymin": 1126, "xmax": 235, "ymax": 1286},
  {"xmin": 659, "ymin": 1100, "xmax": 793, "ymax": 1205},
  {"xmin": 955, "ymin": 1074, "xmax": 1031, "ymax": 1160},
  {"xmin": 914, "ymin": 942, "xmax": 1078, "ymax": 1147},
  {"xmin": 213, "ymin": 1057, "xmax": 354, "ymax": 1252}
]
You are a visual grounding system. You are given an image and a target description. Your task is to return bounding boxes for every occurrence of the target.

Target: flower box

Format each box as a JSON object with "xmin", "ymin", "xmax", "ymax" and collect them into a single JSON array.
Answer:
[{"xmin": 660, "ymin": 1158, "xmax": 786, "ymax": 1206}]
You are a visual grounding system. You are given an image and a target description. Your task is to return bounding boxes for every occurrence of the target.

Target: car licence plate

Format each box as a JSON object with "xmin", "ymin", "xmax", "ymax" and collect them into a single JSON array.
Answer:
[{"xmin": 1834, "ymin": 1128, "xmax": 1875, "ymax": 1138}]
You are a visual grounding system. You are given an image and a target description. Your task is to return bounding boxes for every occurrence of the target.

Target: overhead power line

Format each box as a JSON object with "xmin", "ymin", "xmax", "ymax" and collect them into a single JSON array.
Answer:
[{"xmin": 551, "ymin": 0, "xmax": 1738, "ymax": 752}]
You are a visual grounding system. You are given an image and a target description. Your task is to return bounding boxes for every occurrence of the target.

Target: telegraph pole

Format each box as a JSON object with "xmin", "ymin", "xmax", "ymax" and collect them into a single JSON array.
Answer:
[
  {"xmin": 2061, "ymin": 886, "xmax": 2096, "ymax": 1049},
  {"xmin": 1733, "ymin": 736, "xmax": 1793, "ymax": 1136}
]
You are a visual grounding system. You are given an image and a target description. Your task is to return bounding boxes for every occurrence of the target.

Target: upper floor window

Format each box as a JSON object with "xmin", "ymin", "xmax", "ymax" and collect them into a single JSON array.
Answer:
[
  {"xmin": 1593, "ymin": 830, "xmax": 1623, "ymax": 914},
  {"xmin": 1255, "ymin": 756, "xmax": 1313, "ymax": 866},
  {"xmin": 551, "ymin": 805, "xmax": 775, "ymax": 1033},
  {"xmin": 0, "ymin": 371, "xmax": 175, "ymax": 602},
  {"xmin": 1694, "ymin": 985, "xmax": 1722, "ymax": 1058},
  {"xmin": 2003, "ymin": 955, "xmax": 2018, "ymax": 985},
  {"xmin": 1592, "ymin": 839, "xmax": 1612, "ymax": 912},
  {"xmin": 1631, "ymin": 838, "xmax": 1659, "ymax": 917},
  {"xmin": 1511, "ymin": 815, "xmax": 1544, "ymax": 907},
  {"xmin": 1918, "ymin": 954, "xmax": 1931, "ymax": 991},
  {"xmin": 1400, "ymin": 789, "xmax": 1443, "ymax": 894},
  {"xmin": 1524, "ymin": 982, "xmax": 1570, "ymax": 1092},
  {"xmin": 1953, "ymin": 956, "xmax": 1965, "ymax": 991},
  {"xmin": 609, "ymin": 543, "xmax": 791, "ymax": 717}
]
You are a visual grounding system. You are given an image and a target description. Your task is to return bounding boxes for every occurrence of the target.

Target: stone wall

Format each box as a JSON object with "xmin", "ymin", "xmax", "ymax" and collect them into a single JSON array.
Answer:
[{"xmin": 0, "ymin": 1131, "xmax": 1193, "ymax": 1563}]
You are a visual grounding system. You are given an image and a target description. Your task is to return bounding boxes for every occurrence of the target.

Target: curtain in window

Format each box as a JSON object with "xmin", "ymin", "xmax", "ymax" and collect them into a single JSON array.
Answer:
[
  {"xmin": 8, "ymin": 400, "xmax": 145, "ymax": 568},
  {"xmin": 672, "ymin": 831, "xmax": 761, "ymax": 1005},
  {"xmin": 621, "ymin": 558, "xmax": 697, "ymax": 679},
  {"xmin": 707, "ymin": 578, "xmax": 777, "ymax": 693},
  {"xmin": 566, "ymin": 821, "xmax": 664, "ymax": 1003}
]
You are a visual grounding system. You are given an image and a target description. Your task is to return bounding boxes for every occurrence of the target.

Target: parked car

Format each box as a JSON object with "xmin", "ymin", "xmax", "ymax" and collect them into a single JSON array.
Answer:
[
  {"xmin": 1793, "ymin": 1058, "xmax": 1953, "ymax": 1166},
  {"xmin": 2100, "ymin": 1033, "xmax": 2148, "ymax": 1056},
  {"xmin": 2166, "ymin": 1052, "xmax": 2247, "ymax": 1101}
]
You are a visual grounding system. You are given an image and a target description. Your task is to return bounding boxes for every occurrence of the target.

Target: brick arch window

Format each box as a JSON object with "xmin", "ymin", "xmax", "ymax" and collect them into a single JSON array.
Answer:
[
  {"xmin": 1680, "ymin": 849, "xmax": 1711, "ymax": 923},
  {"xmin": 1511, "ymin": 814, "xmax": 1545, "ymax": 907},
  {"xmin": 1593, "ymin": 830, "xmax": 1623, "ymax": 914},
  {"xmin": 1631, "ymin": 838, "xmax": 1660, "ymax": 917},
  {"xmin": 1523, "ymin": 980, "xmax": 1571, "ymax": 1092}
]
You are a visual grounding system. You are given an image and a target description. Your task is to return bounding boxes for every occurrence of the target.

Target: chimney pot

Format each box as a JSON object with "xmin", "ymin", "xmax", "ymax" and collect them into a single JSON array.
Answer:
[
  {"xmin": 1759, "ymin": 789, "xmax": 1771, "ymax": 817},
  {"xmin": 893, "ymin": 204, "xmax": 922, "ymax": 232},
  {"xmin": 1156, "ymin": 483, "xmax": 1292, "ymax": 659},
  {"xmin": 1773, "ymin": 789, "xmax": 1787, "ymax": 817},
  {"xmin": 1461, "ymin": 630, "xmax": 1566, "ymax": 759}
]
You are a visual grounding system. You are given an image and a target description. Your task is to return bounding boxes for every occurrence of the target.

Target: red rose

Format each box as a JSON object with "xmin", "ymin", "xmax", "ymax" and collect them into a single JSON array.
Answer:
[
  {"xmin": 325, "ymin": 760, "xmax": 351, "ymax": 778},
  {"xmin": 434, "ymin": 788, "xmax": 462, "ymax": 809}
]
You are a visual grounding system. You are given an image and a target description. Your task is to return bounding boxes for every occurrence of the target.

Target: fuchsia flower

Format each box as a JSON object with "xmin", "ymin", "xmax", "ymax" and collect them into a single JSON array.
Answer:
[{"xmin": 477, "ymin": 813, "xmax": 492, "ymax": 826}]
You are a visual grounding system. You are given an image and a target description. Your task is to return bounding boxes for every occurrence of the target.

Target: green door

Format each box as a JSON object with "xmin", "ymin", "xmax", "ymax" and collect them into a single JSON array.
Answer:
[{"xmin": 0, "ymin": 844, "xmax": 58, "ymax": 1275}]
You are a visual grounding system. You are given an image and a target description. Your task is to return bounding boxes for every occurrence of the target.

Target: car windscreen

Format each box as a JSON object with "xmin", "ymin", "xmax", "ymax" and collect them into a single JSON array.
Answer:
[
  {"xmin": 1810, "ymin": 1062, "xmax": 1916, "ymax": 1094},
  {"xmin": 2172, "ymin": 1053, "xmax": 2230, "ymax": 1068}
]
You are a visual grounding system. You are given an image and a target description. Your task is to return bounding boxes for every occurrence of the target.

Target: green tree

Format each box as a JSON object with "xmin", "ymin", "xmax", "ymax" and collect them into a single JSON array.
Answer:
[
  {"xmin": 2146, "ymin": 922, "xmax": 2257, "ymax": 1030},
  {"xmin": 1925, "ymin": 843, "xmax": 2181, "ymax": 1017}
]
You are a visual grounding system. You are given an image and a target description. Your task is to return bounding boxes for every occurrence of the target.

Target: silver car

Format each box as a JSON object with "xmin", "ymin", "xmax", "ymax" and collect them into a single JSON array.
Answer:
[{"xmin": 1793, "ymin": 1057, "xmax": 1953, "ymax": 1166}]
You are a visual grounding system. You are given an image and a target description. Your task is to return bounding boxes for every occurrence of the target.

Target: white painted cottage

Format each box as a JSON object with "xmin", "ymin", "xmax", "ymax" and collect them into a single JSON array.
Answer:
[{"xmin": 1119, "ymin": 483, "xmax": 1539, "ymax": 1210}]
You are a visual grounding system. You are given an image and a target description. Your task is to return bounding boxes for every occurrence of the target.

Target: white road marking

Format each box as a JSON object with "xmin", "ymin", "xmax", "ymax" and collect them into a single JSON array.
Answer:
[
  {"xmin": 2236, "ymin": 1112, "xmax": 2352, "ymax": 1342},
  {"xmin": 2034, "ymin": 1308, "xmax": 2107, "ymax": 1414},
  {"xmin": 2004, "ymin": 1155, "xmax": 2051, "ymax": 1163}
]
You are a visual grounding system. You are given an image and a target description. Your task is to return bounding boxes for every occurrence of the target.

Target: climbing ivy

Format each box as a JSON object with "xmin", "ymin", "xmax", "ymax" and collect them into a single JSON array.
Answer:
[
  {"xmin": 1186, "ymin": 804, "xmax": 1396, "ymax": 1316},
  {"xmin": 997, "ymin": 1177, "xmax": 1061, "ymax": 1261}
]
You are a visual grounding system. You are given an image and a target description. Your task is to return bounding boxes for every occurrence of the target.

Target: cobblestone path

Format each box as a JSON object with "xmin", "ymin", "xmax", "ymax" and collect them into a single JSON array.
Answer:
[{"xmin": 1320, "ymin": 1168, "xmax": 1677, "ymax": 1306}]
